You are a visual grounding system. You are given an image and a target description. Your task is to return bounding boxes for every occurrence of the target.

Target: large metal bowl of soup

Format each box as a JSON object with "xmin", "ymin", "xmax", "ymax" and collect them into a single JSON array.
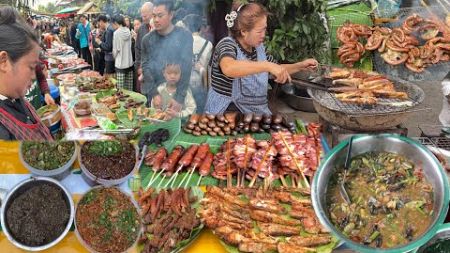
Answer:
[{"xmin": 311, "ymin": 134, "xmax": 449, "ymax": 253}]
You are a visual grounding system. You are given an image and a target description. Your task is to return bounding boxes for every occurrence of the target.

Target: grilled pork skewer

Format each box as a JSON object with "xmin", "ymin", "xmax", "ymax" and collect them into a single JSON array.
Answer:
[
  {"xmin": 153, "ymin": 145, "xmax": 185, "ymax": 188},
  {"xmin": 145, "ymin": 147, "xmax": 168, "ymax": 188},
  {"xmin": 179, "ymin": 143, "xmax": 210, "ymax": 187},
  {"xmin": 164, "ymin": 144, "xmax": 198, "ymax": 188}
]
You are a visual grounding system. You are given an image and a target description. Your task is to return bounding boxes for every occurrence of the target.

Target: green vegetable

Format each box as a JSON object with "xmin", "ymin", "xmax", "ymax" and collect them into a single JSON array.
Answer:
[
  {"xmin": 87, "ymin": 140, "xmax": 123, "ymax": 156},
  {"xmin": 22, "ymin": 141, "xmax": 75, "ymax": 170}
]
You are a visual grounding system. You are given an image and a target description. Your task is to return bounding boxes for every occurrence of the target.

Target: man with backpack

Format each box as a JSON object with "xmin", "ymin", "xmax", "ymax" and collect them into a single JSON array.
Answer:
[{"xmin": 183, "ymin": 14, "xmax": 212, "ymax": 113}]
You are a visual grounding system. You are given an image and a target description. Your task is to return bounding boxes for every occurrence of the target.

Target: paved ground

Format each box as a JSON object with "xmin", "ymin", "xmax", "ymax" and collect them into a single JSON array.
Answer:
[{"xmin": 270, "ymin": 80, "xmax": 445, "ymax": 142}]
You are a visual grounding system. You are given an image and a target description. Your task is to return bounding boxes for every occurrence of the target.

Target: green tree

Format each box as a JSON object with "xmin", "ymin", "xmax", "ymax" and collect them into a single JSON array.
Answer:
[
  {"xmin": 92, "ymin": 0, "xmax": 146, "ymax": 18},
  {"xmin": 37, "ymin": 2, "xmax": 62, "ymax": 14},
  {"xmin": 210, "ymin": 0, "xmax": 330, "ymax": 63},
  {"xmin": 1, "ymin": 0, "xmax": 35, "ymax": 13}
]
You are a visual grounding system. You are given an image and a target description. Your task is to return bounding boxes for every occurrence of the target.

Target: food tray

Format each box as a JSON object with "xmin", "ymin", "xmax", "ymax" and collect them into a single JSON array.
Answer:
[{"xmin": 90, "ymin": 103, "xmax": 111, "ymax": 117}]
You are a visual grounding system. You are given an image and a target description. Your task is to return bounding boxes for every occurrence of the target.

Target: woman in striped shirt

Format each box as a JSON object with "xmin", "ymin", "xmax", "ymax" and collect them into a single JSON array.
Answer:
[{"xmin": 205, "ymin": 2, "xmax": 318, "ymax": 114}]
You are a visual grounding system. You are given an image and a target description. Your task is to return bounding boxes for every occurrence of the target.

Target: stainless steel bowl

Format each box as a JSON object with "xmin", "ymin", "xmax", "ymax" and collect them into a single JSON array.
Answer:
[
  {"xmin": 74, "ymin": 186, "xmax": 142, "ymax": 253},
  {"xmin": 281, "ymin": 84, "xmax": 316, "ymax": 113},
  {"xmin": 311, "ymin": 134, "xmax": 450, "ymax": 253},
  {"xmin": 0, "ymin": 177, "xmax": 74, "ymax": 251},
  {"xmin": 415, "ymin": 223, "xmax": 450, "ymax": 252},
  {"xmin": 78, "ymin": 142, "xmax": 139, "ymax": 186}
]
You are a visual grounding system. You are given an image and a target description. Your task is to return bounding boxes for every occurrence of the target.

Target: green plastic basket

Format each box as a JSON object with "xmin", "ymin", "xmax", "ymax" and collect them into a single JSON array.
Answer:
[{"xmin": 328, "ymin": 2, "xmax": 374, "ymax": 49}]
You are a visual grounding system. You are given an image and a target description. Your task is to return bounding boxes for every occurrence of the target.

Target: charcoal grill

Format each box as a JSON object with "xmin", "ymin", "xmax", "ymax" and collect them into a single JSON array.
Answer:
[
  {"xmin": 373, "ymin": 6, "xmax": 450, "ymax": 82},
  {"xmin": 307, "ymin": 78, "xmax": 425, "ymax": 131},
  {"xmin": 417, "ymin": 136, "xmax": 450, "ymax": 152}
]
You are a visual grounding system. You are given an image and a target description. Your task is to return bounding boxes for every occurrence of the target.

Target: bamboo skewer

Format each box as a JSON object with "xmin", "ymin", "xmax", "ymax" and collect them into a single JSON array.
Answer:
[
  {"xmin": 226, "ymin": 139, "xmax": 233, "ymax": 188},
  {"xmin": 249, "ymin": 144, "xmax": 273, "ymax": 187},
  {"xmin": 436, "ymin": 0, "xmax": 450, "ymax": 13},
  {"xmin": 278, "ymin": 132, "xmax": 310, "ymax": 188},
  {"xmin": 147, "ymin": 168, "xmax": 166, "ymax": 188}
]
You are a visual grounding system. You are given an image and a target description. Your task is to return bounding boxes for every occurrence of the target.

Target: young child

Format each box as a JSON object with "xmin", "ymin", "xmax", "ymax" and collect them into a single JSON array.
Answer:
[{"xmin": 152, "ymin": 64, "xmax": 196, "ymax": 120}]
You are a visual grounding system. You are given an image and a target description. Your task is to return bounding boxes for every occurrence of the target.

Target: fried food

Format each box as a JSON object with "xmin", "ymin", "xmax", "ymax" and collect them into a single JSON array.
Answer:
[
  {"xmin": 336, "ymin": 14, "xmax": 450, "ymax": 72},
  {"xmin": 200, "ymin": 186, "xmax": 335, "ymax": 253},
  {"xmin": 329, "ymin": 68, "xmax": 409, "ymax": 105}
]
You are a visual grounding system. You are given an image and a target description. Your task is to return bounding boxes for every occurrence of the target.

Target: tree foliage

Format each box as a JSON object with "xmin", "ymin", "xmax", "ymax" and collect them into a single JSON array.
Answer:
[
  {"xmin": 210, "ymin": 0, "xmax": 331, "ymax": 63},
  {"xmin": 37, "ymin": 2, "xmax": 63, "ymax": 14},
  {"xmin": 1, "ymin": 0, "xmax": 35, "ymax": 13},
  {"xmin": 92, "ymin": 0, "xmax": 146, "ymax": 18}
]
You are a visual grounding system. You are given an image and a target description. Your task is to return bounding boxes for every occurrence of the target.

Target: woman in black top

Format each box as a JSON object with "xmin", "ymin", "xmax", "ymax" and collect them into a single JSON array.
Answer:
[{"xmin": 204, "ymin": 2, "xmax": 318, "ymax": 114}]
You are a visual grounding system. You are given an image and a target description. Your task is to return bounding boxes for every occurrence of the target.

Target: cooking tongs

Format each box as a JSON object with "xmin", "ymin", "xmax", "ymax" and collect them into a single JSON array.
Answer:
[
  {"xmin": 290, "ymin": 79, "xmax": 330, "ymax": 91},
  {"xmin": 290, "ymin": 78, "xmax": 353, "ymax": 93}
]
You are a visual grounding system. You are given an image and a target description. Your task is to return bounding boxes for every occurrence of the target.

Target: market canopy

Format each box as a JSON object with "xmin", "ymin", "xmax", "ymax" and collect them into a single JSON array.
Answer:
[
  {"xmin": 77, "ymin": 2, "xmax": 100, "ymax": 15},
  {"xmin": 56, "ymin": 6, "xmax": 80, "ymax": 14}
]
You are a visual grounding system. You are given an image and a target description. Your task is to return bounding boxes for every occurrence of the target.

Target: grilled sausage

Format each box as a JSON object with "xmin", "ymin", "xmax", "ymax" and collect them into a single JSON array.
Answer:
[
  {"xmin": 188, "ymin": 114, "xmax": 200, "ymax": 125},
  {"xmin": 191, "ymin": 143, "xmax": 210, "ymax": 168},
  {"xmin": 216, "ymin": 114, "xmax": 226, "ymax": 122},
  {"xmin": 152, "ymin": 148, "xmax": 168, "ymax": 171},
  {"xmin": 206, "ymin": 114, "xmax": 215, "ymax": 120},
  {"xmin": 178, "ymin": 145, "xmax": 199, "ymax": 167},
  {"xmin": 243, "ymin": 113, "xmax": 253, "ymax": 123},
  {"xmin": 252, "ymin": 114, "xmax": 262, "ymax": 123},
  {"xmin": 160, "ymin": 145, "xmax": 185, "ymax": 175},
  {"xmin": 199, "ymin": 152, "xmax": 214, "ymax": 176}
]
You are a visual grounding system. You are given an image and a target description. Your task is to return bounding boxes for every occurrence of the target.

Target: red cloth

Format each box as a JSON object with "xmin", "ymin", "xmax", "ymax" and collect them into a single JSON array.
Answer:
[
  {"xmin": 35, "ymin": 64, "xmax": 50, "ymax": 94},
  {"xmin": 0, "ymin": 100, "xmax": 53, "ymax": 140}
]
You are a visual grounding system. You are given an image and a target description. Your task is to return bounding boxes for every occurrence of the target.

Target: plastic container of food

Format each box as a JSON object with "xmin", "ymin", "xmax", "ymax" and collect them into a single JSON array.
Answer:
[{"xmin": 19, "ymin": 141, "xmax": 78, "ymax": 179}]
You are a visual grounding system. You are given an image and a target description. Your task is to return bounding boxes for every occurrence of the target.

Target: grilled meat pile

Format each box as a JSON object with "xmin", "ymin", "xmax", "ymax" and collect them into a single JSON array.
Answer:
[
  {"xmin": 200, "ymin": 186, "xmax": 334, "ymax": 253},
  {"xmin": 328, "ymin": 67, "xmax": 409, "ymax": 105},
  {"xmin": 138, "ymin": 188, "xmax": 201, "ymax": 253},
  {"xmin": 336, "ymin": 14, "xmax": 450, "ymax": 72},
  {"xmin": 144, "ymin": 143, "xmax": 213, "ymax": 178},
  {"xmin": 183, "ymin": 113, "xmax": 296, "ymax": 136},
  {"xmin": 212, "ymin": 126, "xmax": 322, "ymax": 187}
]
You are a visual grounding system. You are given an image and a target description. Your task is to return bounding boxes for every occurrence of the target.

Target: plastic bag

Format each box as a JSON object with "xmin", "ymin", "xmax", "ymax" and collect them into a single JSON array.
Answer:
[
  {"xmin": 96, "ymin": 116, "xmax": 118, "ymax": 130},
  {"xmin": 439, "ymin": 79, "xmax": 450, "ymax": 126}
]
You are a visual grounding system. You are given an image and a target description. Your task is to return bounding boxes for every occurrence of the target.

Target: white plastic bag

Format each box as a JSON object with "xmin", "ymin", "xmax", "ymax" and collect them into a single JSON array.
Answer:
[{"xmin": 439, "ymin": 78, "xmax": 450, "ymax": 126}]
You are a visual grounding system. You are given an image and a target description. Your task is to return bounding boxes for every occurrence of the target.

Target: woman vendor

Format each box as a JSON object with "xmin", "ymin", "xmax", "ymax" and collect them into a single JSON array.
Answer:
[
  {"xmin": 0, "ymin": 7, "xmax": 53, "ymax": 140},
  {"xmin": 205, "ymin": 2, "xmax": 318, "ymax": 114}
]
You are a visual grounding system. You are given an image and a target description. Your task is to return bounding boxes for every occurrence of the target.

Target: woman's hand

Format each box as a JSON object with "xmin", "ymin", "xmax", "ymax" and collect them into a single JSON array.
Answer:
[
  {"xmin": 152, "ymin": 95, "xmax": 162, "ymax": 109},
  {"xmin": 298, "ymin": 58, "xmax": 319, "ymax": 71},
  {"xmin": 269, "ymin": 63, "xmax": 291, "ymax": 84},
  {"xmin": 44, "ymin": 93, "xmax": 55, "ymax": 105}
]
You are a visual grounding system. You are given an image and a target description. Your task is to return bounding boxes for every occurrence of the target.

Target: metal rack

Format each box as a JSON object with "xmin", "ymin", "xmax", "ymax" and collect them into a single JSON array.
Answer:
[
  {"xmin": 320, "ymin": 117, "xmax": 408, "ymax": 147},
  {"xmin": 416, "ymin": 137, "xmax": 450, "ymax": 151},
  {"xmin": 308, "ymin": 78, "xmax": 424, "ymax": 115}
]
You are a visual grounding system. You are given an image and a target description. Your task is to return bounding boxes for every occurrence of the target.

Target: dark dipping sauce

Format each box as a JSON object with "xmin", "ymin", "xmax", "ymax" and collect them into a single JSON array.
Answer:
[
  {"xmin": 327, "ymin": 152, "xmax": 434, "ymax": 248},
  {"xmin": 76, "ymin": 187, "xmax": 140, "ymax": 253},
  {"xmin": 81, "ymin": 141, "xmax": 135, "ymax": 180},
  {"xmin": 6, "ymin": 183, "xmax": 70, "ymax": 246}
]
